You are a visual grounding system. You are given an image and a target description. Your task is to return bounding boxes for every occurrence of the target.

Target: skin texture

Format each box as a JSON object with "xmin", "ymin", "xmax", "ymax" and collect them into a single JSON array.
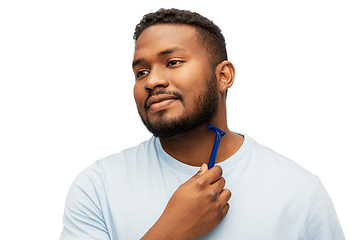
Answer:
[{"xmin": 133, "ymin": 24, "xmax": 244, "ymax": 239}]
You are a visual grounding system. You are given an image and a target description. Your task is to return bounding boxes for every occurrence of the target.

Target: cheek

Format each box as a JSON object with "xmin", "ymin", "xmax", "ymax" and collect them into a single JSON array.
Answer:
[
  {"xmin": 179, "ymin": 71, "xmax": 209, "ymax": 99},
  {"xmin": 172, "ymin": 66, "xmax": 206, "ymax": 92},
  {"xmin": 133, "ymin": 84, "xmax": 145, "ymax": 111}
]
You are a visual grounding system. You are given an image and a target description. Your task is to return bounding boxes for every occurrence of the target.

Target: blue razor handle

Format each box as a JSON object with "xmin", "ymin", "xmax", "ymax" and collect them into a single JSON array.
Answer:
[{"xmin": 206, "ymin": 124, "xmax": 226, "ymax": 169}]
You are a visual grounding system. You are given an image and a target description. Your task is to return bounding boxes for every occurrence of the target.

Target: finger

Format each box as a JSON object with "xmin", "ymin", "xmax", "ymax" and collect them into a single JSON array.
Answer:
[
  {"xmin": 217, "ymin": 189, "xmax": 231, "ymax": 219},
  {"xmin": 221, "ymin": 202, "xmax": 230, "ymax": 219},
  {"xmin": 199, "ymin": 163, "xmax": 208, "ymax": 175},
  {"xmin": 219, "ymin": 188, "xmax": 231, "ymax": 203},
  {"xmin": 211, "ymin": 176, "xmax": 226, "ymax": 193},
  {"xmin": 202, "ymin": 165, "xmax": 223, "ymax": 185},
  {"xmin": 185, "ymin": 163, "xmax": 208, "ymax": 184}
]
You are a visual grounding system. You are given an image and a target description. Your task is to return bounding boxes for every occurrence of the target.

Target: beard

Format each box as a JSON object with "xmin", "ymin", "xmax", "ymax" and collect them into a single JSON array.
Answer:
[{"xmin": 139, "ymin": 71, "xmax": 219, "ymax": 138}]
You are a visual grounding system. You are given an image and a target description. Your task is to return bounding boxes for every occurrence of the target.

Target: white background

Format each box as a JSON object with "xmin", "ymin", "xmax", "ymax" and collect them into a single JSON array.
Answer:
[{"xmin": 1, "ymin": 0, "xmax": 359, "ymax": 239}]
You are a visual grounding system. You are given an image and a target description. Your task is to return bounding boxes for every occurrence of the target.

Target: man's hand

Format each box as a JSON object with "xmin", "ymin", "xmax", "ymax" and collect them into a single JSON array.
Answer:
[{"xmin": 142, "ymin": 164, "xmax": 231, "ymax": 240}]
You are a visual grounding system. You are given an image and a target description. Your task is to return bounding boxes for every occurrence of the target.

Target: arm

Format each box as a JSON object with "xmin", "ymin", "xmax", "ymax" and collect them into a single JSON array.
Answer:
[{"xmin": 141, "ymin": 164, "xmax": 231, "ymax": 240}]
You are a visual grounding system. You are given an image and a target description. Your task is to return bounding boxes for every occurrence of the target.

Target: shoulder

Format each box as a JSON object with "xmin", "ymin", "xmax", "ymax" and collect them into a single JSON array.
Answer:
[
  {"xmin": 238, "ymin": 135, "xmax": 319, "ymax": 194},
  {"xmin": 93, "ymin": 137, "xmax": 157, "ymax": 172},
  {"xmin": 250, "ymin": 137, "xmax": 317, "ymax": 179},
  {"xmin": 299, "ymin": 177, "xmax": 345, "ymax": 239},
  {"xmin": 69, "ymin": 137, "xmax": 156, "ymax": 191},
  {"xmin": 63, "ymin": 137, "xmax": 158, "ymax": 220}
]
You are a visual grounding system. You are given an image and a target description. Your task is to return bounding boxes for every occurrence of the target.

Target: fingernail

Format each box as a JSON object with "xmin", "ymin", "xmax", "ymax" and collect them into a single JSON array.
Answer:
[{"xmin": 200, "ymin": 163, "xmax": 206, "ymax": 172}]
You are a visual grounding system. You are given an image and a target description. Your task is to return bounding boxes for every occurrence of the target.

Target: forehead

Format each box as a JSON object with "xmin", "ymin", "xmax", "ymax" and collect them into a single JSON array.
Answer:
[{"xmin": 133, "ymin": 24, "xmax": 203, "ymax": 59}]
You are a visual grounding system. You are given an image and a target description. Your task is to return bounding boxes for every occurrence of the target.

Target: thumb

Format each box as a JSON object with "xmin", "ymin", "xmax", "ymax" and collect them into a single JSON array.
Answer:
[
  {"xmin": 185, "ymin": 163, "xmax": 208, "ymax": 184},
  {"xmin": 199, "ymin": 163, "xmax": 208, "ymax": 176}
]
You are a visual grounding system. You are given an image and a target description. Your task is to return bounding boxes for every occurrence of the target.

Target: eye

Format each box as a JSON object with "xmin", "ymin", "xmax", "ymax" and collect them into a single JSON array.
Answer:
[
  {"xmin": 136, "ymin": 70, "xmax": 149, "ymax": 79},
  {"xmin": 167, "ymin": 60, "xmax": 183, "ymax": 67}
]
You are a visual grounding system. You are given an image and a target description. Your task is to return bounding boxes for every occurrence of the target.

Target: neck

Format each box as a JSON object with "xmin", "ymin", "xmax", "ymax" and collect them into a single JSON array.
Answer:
[{"xmin": 159, "ymin": 122, "xmax": 243, "ymax": 167}]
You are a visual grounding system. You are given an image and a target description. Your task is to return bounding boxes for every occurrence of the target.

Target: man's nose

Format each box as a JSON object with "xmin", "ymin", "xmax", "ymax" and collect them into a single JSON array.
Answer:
[{"xmin": 145, "ymin": 67, "xmax": 169, "ymax": 90}]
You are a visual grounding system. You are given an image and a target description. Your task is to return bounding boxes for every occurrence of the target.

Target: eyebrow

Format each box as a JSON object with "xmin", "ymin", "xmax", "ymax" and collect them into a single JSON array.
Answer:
[
  {"xmin": 158, "ymin": 46, "xmax": 185, "ymax": 57},
  {"xmin": 132, "ymin": 46, "xmax": 186, "ymax": 68}
]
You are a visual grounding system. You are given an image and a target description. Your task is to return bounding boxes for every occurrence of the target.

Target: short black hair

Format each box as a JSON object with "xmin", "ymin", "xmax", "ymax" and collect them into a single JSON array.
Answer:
[{"xmin": 133, "ymin": 8, "xmax": 227, "ymax": 69}]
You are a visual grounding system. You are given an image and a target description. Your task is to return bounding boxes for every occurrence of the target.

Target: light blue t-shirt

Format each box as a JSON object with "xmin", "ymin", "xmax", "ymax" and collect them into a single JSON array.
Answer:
[{"xmin": 60, "ymin": 135, "xmax": 345, "ymax": 239}]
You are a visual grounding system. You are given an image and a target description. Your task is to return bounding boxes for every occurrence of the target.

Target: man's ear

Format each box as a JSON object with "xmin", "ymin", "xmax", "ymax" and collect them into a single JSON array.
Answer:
[{"xmin": 216, "ymin": 61, "xmax": 235, "ymax": 93}]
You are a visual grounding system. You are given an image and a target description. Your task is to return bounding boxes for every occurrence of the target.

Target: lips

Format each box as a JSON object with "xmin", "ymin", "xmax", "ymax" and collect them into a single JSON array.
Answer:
[{"xmin": 146, "ymin": 94, "xmax": 180, "ymax": 112}]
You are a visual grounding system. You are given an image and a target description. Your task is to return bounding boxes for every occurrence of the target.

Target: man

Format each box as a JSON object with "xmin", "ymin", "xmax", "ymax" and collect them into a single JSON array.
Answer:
[{"xmin": 60, "ymin": 9, "xmax": 345, "ymax": 240}]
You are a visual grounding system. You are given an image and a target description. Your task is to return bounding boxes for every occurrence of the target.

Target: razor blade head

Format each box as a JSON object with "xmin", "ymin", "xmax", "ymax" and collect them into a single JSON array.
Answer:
[{"xmin": 206, "ymin": 124, "xmax": 226, "ymax": 137}]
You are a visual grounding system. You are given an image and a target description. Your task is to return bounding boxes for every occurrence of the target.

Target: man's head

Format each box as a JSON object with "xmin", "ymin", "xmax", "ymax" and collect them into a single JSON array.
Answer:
[
  {"xmin": 133, "ymin": 8, "xmax": 228, "ymax": 70},
  {"xmin": 132, "ymin": 9, "xmax": 234, "ymax": 138}
]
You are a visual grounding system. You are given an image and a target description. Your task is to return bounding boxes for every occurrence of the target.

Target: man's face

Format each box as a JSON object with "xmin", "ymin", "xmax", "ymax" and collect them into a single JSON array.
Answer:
[{"xmin": 132, "ymin": 24, "xmax": 220, "ymax": 138}]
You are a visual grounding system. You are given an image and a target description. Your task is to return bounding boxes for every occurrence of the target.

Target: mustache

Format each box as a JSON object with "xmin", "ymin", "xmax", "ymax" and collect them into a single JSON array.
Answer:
[{"xmin": 144, "ymin": 90, "xmax": 183, "ymax": 110}]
